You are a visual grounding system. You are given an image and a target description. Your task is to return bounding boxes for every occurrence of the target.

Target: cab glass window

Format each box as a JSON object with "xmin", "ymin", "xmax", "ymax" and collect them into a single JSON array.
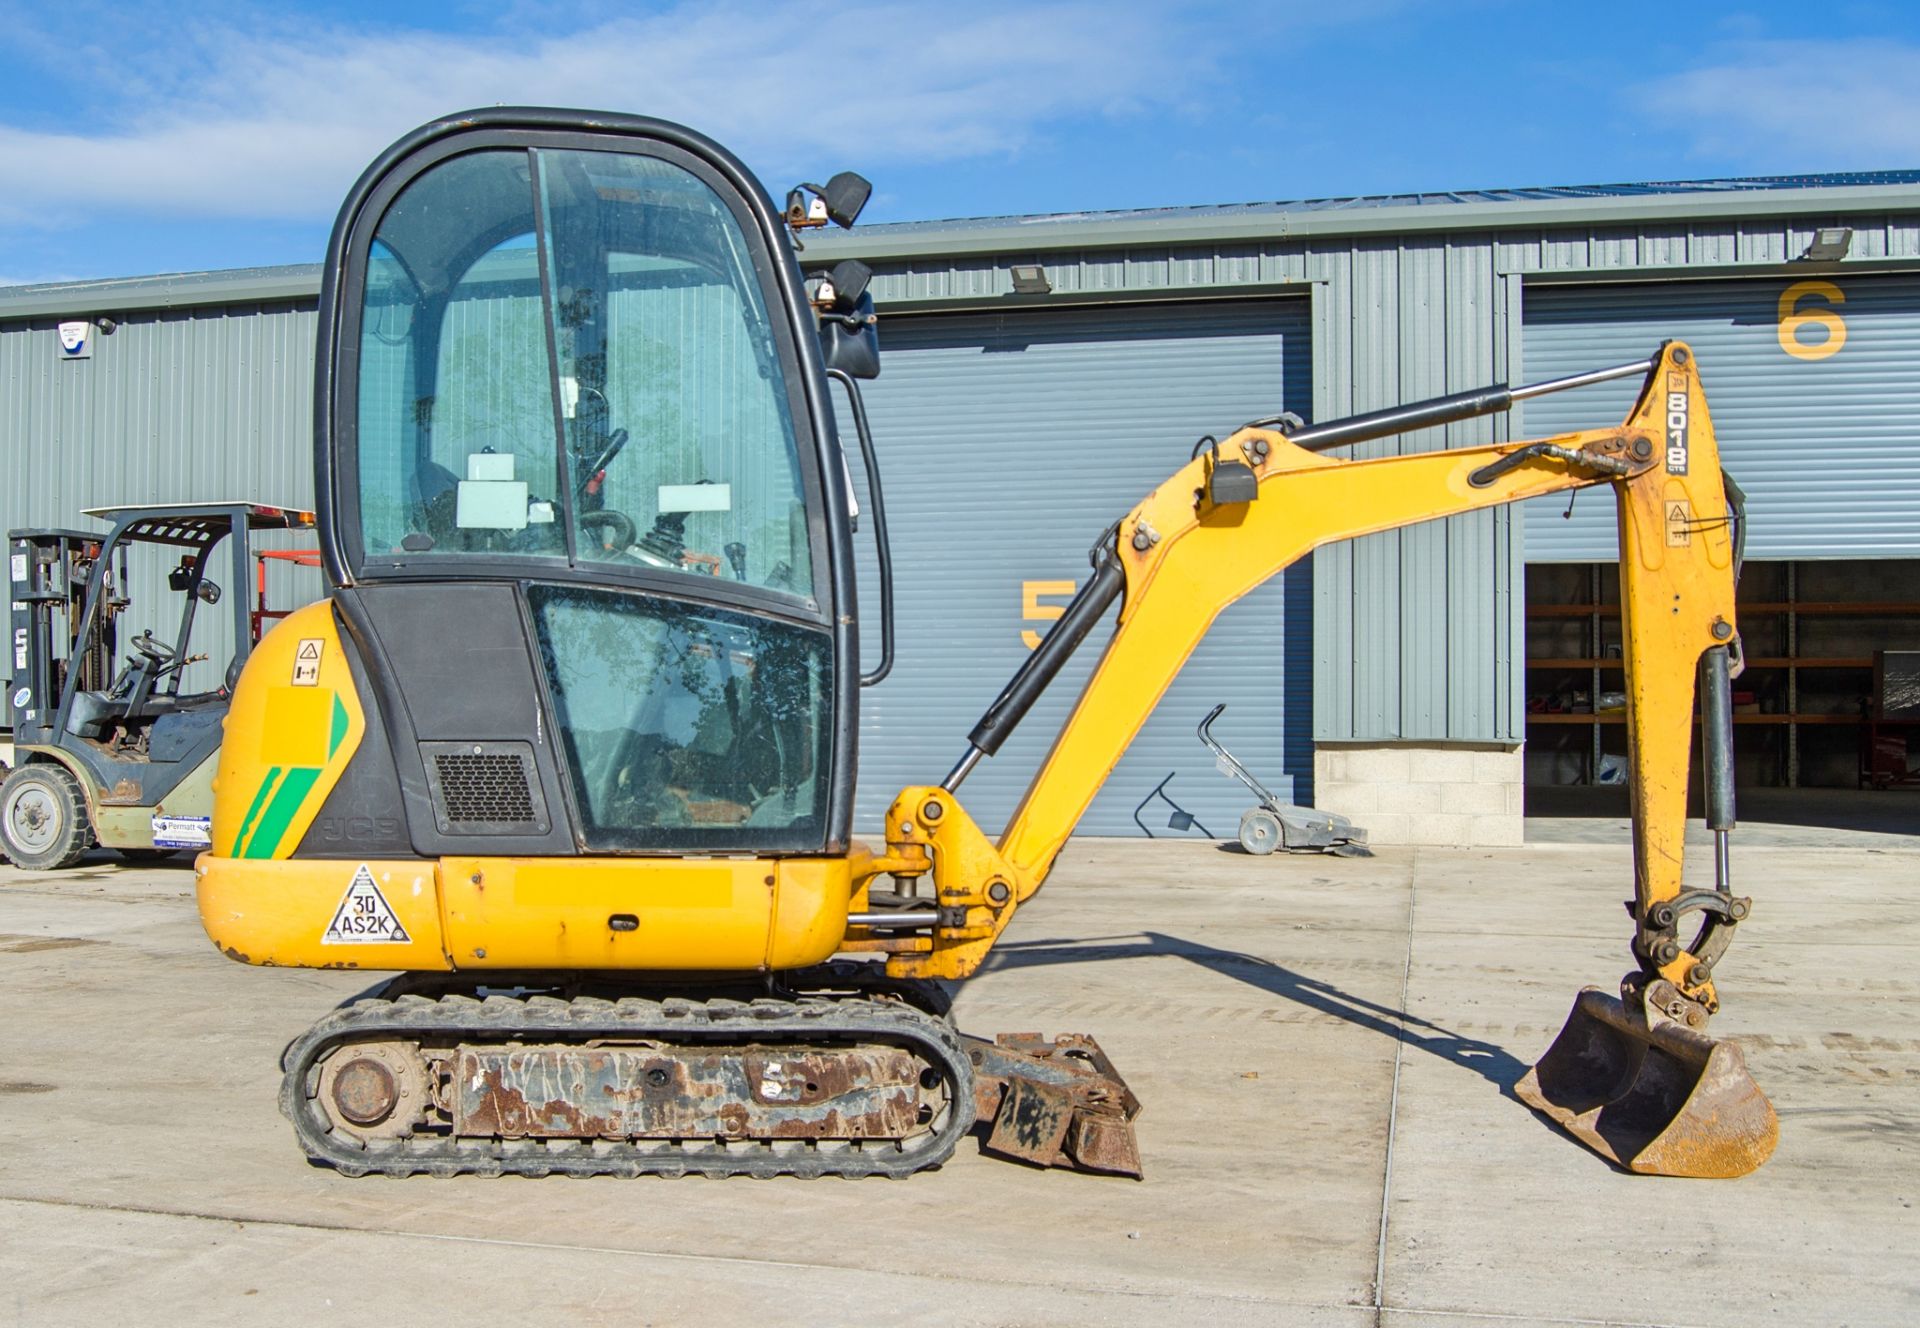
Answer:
[
  {"xmin": 353, "ymin": 145, "xmax": 816, "ymax": 603},
  {"xmin": 527, "ymin": 584, "xmax": 830, "ymax": 851},
  {"xmin": 535, "ymin": 148, "xmax": 812, "ymax": 596},
  {"xmin": 357, "ymin": 150, "xmax": 563, "ymax": 561}
]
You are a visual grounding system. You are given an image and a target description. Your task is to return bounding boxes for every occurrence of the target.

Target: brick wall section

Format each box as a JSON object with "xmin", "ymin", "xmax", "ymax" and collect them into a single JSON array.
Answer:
[{"xmin": 1314, "ymin": 743, "xmax": 1524, "ymax": 847}]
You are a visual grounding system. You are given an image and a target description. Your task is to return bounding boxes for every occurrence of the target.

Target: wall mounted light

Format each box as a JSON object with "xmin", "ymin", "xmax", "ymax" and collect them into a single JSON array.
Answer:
[
  {"xmin": 1801, "ymin": 227, "xmax": 1852, "ymax": 262},
  {"xmin": 1009, "ymin": 264, "xmax": 1051, "ymax": 295}
]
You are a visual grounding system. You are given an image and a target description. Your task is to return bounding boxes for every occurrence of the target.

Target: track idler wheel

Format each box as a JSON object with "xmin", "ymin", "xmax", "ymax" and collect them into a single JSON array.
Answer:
[{"xmin": 1515, "ymin": 978, "xmax": 1777, "ymax": 1179}]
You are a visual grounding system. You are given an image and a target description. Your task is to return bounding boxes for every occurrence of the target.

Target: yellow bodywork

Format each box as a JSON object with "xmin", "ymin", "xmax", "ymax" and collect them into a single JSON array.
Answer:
[
  {"xmin": 200, "ymin": 345, "xmax": 1737, "ymax": 1009},
  {"xmin": 197, "ymin": 852, "xmax": 855, "ymax": 971},
  {"xmin": 197, "ymin": 601, "xmax": 855, "ymax": 971}
]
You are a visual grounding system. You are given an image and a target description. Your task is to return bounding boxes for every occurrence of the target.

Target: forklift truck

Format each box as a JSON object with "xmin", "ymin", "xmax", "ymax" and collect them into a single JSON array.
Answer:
[{"xmin": 2, "ymin": 502, "xmax": 316, "ymax": 869}]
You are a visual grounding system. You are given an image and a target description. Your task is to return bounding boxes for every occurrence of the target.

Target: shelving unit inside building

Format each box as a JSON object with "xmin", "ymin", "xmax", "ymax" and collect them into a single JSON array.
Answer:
[{"xmin": 1524, "ymin": 560, "xmax": 1920, "ymax": 788}]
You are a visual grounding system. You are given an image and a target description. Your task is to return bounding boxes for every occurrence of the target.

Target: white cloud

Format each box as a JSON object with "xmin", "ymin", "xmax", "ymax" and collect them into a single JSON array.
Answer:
[
  {"xmin": 0, "ymin": 1, "xmax": 1228, "ymax": 227},
  {"xmin": 1641, "ymin": 37, "xmax": 1920, "ymax": 169}
]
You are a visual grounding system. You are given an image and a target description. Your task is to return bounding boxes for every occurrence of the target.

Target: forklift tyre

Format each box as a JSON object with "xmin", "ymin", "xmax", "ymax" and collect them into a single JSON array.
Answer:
[{"xmin": 0, "ymin": 764, "xmax": 95, "ymax": 871}]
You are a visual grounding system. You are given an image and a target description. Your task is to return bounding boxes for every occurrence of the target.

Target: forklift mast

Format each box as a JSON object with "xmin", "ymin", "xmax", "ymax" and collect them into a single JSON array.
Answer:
[{"xmin": 7, "ymin": 529, "xmax": 120, "ymax": 732}]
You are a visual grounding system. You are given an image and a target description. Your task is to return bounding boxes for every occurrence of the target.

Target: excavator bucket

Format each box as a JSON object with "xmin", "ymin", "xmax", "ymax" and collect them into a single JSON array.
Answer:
[{"xmin": 1516, "ymin": 986, "xmax": 1777, "ymax": 1179}]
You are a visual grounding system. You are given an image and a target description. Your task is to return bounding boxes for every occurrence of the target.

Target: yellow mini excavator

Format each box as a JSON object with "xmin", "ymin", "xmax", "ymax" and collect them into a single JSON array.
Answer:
[{"xmin": 195, "ymin": 108, "xmax": 1777, "ymax": 1181}]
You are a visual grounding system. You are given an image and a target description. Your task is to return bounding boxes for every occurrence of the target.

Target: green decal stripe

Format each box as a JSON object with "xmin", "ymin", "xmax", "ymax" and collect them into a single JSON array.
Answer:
[
  {"xmin": 241, "ymin": 767, "xmax": 323, "ymax": 860},
  {"xmin": 231, "ymin": 766, "xmax": 283, "ymax": 856},
  {"xmin": 328, "ymin": 694, "xmax": 349, "ymax": 758}
]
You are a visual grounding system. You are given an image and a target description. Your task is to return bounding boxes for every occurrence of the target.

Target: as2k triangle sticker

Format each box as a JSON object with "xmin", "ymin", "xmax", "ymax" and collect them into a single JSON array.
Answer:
[{"xmin": 322, "ymin": 865, "xmax": 411, "ymax": 945}]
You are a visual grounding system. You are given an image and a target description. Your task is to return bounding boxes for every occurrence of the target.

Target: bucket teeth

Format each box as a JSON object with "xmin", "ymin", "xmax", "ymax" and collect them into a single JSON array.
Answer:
[
  {"xmin": 1517, "ymin": 986, "xmax": 1778, "ymax": 1179},
  {"xmin": 964, "ymin": 1032, "xmax": 1143, "ymax": 1178}
]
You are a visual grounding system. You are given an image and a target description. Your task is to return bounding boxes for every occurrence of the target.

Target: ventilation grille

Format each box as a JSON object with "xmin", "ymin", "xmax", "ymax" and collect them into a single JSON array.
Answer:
[
  {"xmin": 420, "ymin": 741, "xmax": 549, "ymax": 835},
  {"xmin": 435, "ymin": 752, "xmax": 533, "ymax": 821}
]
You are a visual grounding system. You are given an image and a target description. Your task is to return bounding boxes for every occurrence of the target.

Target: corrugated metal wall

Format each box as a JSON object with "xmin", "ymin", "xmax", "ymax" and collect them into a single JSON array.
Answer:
[
  {"xmin": 0, "ymin": 302, "xmax": 322, "ymax": 693},
  {"xmin": 1520, "ymin": 273, "xmax": 1920, "ymax": 560},
  {"xmin": 8, "ymin": 204, "xmax": 1920, "ymax": 756},
  {"xmin": 864, "ymin": 211, "xmax": 1920, "ymax": 744},
  {"xmin": 843, "ymin": 300, "xmax": 1313, "ymax": 836}
]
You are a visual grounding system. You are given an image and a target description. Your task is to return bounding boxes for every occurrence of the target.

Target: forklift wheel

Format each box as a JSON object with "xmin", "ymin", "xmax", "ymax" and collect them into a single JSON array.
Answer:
[
  {"xmin": 1238, "ymin": 807, "xmax": 1283, "ymax": 856},
  {"xmin": 0, "ymin": 764, "xmax": 95, "ymax": 871}
]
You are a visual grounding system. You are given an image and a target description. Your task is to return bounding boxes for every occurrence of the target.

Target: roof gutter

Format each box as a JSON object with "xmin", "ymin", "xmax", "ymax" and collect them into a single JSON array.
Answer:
[
  {"xmin": 0, "ymin": 265, "xmax": 324, "ymax": 321},
  {"xmin": 802, "ymin": 182, "xmax": 1920, "ymax": 263}
]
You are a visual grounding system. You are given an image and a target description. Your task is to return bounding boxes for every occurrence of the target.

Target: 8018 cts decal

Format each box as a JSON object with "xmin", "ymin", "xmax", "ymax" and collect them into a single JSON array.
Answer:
[{"xmin": 1666, "ymin": 374, "xmax": 1689, "ymax": 476}]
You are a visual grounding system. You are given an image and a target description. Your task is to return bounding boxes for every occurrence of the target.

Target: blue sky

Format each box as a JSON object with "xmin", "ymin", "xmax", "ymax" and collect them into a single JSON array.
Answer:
[{"xmin": 0, "ymin": 0, "xmax": 1916, "ymax": 286}]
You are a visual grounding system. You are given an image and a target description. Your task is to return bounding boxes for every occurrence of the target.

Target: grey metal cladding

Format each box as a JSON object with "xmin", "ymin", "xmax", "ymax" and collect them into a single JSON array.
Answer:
[
  {"xmin": 1521, "ymin": 273, "xmax": 1920, "ymax": 560},
  {"xmin": 0, "ymin": 299, "xmax": 323, "ymax": 699},
  {"xmin": 1308, "ymin": 238, "xmax": 1520, "ymax": 745},
  {"xmin": 839, "ymin": 299, "xmax": 1313, "ymax": 838},
  {"xmin": 11, "ymin": 179, "xmax": 1920, "ymax": 762}
]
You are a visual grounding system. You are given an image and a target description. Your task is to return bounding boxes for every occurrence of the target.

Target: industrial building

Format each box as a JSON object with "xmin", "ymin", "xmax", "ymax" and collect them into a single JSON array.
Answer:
[{"xmin": 4, "ymin": 169, "xmax": 1918, "ymax": 842}]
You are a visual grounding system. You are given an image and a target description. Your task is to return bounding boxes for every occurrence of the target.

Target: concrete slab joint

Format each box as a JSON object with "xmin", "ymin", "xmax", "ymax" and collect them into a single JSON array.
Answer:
[{"xmin": 1315, "ymin": 741, "xmax": 1523, "ymax": 847}]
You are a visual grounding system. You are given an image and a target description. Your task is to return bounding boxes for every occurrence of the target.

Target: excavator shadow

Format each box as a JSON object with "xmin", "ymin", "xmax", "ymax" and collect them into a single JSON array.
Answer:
[
  {"xmin": 985, "ymin": 932, "xmax": 1778, "ymax": 1177},
  {"xmin": 982, "ymin": 931, "xmax": 1529, "ymax": 1095}
]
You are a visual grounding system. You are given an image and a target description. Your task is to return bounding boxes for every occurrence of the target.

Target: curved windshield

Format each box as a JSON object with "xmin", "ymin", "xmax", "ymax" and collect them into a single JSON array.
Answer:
[{"xmin": 355, "ymin": 145, "xmax": 815, "ymax": 602}]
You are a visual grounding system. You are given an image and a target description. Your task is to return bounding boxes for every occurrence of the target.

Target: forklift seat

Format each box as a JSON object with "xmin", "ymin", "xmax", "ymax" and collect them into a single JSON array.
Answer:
[{"xmin": 64, "ymin": 690, "xmax": 115, "ymax": 740}]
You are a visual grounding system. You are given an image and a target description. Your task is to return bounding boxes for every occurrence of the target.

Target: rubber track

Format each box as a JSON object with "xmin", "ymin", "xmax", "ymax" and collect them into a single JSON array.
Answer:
[{"xmin": 280, "ymin": 992, "xmax": 975, "ymax": 1179}]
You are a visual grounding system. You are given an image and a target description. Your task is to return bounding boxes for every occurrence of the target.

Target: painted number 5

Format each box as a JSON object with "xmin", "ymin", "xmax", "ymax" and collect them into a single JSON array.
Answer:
[
  {"xmin": 1777, "ymin": 279, "xmax": 1846, "ymax": 361},
  {"xmin": 1021, "ymin": 580, "xmax": 1078, "ymax": 650}
]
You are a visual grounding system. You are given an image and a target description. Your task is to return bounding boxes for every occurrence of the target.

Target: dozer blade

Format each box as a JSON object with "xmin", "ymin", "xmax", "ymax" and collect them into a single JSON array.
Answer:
[
  {"xmin": 1516, "ymin": 986, "xmax": 1778, "ymax": 1179},
  {"xmin": 963, "ymin": 1033, "xmax": 1143, "ymax": 1178}
]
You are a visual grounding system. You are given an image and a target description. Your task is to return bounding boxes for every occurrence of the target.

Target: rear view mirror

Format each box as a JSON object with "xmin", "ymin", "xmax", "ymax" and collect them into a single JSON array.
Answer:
[{"xmin": 821, "ymin": 291, "xmax": 880, "ymax": 380}]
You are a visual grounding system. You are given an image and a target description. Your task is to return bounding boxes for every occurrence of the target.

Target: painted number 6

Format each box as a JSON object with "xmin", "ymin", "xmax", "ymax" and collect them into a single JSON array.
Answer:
[{"xmin": 1777, "ymin": 279, "xmax": 1846, "ymax": 361}]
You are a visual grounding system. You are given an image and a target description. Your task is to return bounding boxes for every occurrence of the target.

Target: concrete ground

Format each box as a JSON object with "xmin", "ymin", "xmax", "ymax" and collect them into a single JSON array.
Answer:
[{"xmin": 0, "ymin": 832, "xmax": 1914, "ymax": 1327}]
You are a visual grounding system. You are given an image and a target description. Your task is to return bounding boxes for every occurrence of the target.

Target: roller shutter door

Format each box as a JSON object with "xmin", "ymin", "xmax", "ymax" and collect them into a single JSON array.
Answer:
[
  {"xmin": 1520, "ymin": 274, "xmax": 1920, "ymax": 560},
  {"xmin": 845, "ymin": 299, "xmax": 1312, "ymax": 837}
]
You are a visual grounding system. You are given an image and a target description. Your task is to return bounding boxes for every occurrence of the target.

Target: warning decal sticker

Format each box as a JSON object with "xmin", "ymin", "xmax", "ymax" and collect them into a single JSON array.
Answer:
[
  {"xmin": 322, "ymin": 865, "xmax": 411, "ymax": 945},
  {"xmin": 292, "ymin": 638, "xmax": 323, "ymax": 686},
  {"xmin": 1666, "ymin": 500, "xmax": 1691, "ymax": 548}
]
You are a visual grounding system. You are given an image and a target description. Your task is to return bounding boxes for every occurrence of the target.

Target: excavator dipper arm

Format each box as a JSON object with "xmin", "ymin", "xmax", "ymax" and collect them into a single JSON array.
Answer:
[{"xmin": 856, "ymin": 342, "xmax": 1774, "ymax": 1177}]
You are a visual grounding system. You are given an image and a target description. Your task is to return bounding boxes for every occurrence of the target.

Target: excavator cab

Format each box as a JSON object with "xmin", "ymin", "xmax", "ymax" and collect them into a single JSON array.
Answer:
[{"xmin": 314, "ymin": 118, "xmax": 868, "ymax": 860}]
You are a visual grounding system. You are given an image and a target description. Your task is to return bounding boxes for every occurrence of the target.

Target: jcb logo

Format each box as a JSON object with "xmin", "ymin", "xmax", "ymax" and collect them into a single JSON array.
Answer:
[{"xmin": 1665, "ymin": 379, "xmax": 1689, "ymax": 476}]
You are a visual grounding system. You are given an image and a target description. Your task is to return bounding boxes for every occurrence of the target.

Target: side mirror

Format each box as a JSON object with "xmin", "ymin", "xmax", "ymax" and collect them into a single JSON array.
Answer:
[
  {"xmin": 197, "ymin": 580, "xmax": 222, "ymax": 605},
  {"xmin": 821, "ymin": 291, "xmax": 880, "ymax": 379}
]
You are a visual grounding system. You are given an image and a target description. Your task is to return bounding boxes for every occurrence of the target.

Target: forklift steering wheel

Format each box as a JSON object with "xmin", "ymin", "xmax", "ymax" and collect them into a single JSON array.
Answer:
[{"xmin": 131, "ymin": 632, "xmax": 175, "ymax": 663}]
